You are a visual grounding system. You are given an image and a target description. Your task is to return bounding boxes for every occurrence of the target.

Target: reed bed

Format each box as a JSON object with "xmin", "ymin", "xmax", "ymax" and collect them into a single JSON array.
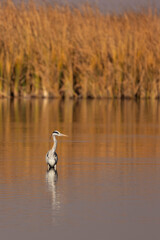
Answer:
[{"xmin": 0, "ymin": 1, "xmax": 160, "ymax": 98}]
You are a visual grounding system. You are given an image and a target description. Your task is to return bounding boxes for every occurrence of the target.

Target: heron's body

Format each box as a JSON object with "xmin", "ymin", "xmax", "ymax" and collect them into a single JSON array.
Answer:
[
  {"xmin": 46, "ymin": 130, "xmax": 67, "ymax": 170},
  {"xmin": 46, "ymin": 150, "xmax": 58, "ymax": 169}
]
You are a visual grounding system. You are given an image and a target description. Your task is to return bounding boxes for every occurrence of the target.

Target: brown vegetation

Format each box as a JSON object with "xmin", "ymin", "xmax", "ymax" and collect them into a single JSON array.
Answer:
[{"xmin": 0, "ymin": 1, "xmax": 160, "ymax": 98}]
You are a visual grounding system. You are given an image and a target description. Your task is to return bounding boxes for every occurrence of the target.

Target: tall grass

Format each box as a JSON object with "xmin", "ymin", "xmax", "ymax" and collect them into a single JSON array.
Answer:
[{"xmin": 0, "ymin": 1, "xmax": 160, "ymax": 98}]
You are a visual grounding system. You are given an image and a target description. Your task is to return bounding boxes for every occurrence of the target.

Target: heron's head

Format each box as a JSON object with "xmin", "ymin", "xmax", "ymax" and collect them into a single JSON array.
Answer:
[{"xmin": 52, "ymin": 130, "xmax": 67, "ymax": 137}]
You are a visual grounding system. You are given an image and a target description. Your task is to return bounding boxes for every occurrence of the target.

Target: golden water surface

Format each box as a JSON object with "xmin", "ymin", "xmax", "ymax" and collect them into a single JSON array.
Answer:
[{"xmin": 0, "ymin": 99, "xmax": 160, "ymax": 240}]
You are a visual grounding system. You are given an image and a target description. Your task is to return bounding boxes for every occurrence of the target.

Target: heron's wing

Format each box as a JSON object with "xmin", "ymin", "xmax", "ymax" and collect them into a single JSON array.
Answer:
[
  {"xmin": 53, "ymin": 152, "xmax": 58, "ymax": 162},
  {"xmin": 53, "ymin": 152, "xmax": 58, "ymax": 157},
  {"xmin": 46, "ymin": 150, "xmax": 51, "ymax": 162}
]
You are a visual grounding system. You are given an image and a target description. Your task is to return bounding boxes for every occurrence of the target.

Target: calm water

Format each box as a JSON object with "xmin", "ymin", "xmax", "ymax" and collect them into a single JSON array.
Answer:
[{"xmin": 0, "ymin": 99, "xmax": 160, "ymax": 239}]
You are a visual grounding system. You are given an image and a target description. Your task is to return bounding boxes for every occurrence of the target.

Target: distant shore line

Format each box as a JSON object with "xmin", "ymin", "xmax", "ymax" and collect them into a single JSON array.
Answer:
[{"xmin": 0, "ymin": 1, "xmax": 159, "ymax": 99}]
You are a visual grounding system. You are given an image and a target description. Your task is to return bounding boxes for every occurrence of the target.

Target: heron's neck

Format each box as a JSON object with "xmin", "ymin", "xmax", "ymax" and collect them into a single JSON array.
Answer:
[{"xmin": 52, "ymin": 135, "xmax": 57, "ymax": 152}]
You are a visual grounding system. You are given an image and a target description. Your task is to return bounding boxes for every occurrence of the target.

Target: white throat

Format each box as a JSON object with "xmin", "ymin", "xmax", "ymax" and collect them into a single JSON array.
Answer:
[{"xmin": 52, "ymin": 135, "xmax": 57, "ymax": 152}]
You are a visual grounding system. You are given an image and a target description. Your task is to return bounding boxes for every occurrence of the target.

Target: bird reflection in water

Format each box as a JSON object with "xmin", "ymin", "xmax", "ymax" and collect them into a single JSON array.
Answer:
[{"xmin": 46, "ymin": 168, "xmax": 60, "ymax": 220}]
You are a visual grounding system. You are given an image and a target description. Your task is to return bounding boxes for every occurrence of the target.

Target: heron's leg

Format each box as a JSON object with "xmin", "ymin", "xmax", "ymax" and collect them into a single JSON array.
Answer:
[{"xmin": 54, "ymin": 164, "xmax": 57, "ymax": 171}]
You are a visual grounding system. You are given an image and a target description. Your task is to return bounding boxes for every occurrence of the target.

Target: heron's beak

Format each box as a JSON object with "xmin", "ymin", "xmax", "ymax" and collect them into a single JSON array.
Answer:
[{"xmin": 60, "ymin": 133, "xmax": 68, "ymax": 137}]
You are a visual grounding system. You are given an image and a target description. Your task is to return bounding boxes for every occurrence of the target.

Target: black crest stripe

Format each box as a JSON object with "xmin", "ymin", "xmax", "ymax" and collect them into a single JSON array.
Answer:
[{"xmin": 53, "ymin": 131, "xmax": 59, "ymax": 134}]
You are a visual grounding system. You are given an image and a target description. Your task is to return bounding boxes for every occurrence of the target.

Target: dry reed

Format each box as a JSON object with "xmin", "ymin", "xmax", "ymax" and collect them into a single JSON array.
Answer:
[{"xmin": 0, "ymin": 0, "xmax": 160, "ymax": 99}]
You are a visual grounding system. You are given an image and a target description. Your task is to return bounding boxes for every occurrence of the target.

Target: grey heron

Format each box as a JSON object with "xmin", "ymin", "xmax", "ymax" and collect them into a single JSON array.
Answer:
[{"xmin": 46, "ymin": 130, "xmax": 67, "ymax": 170}]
